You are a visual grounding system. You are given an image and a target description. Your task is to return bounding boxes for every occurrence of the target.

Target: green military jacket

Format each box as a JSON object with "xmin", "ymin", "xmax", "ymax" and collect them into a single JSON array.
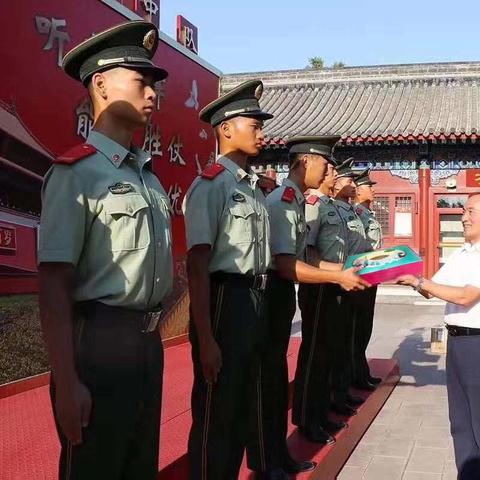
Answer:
[
  {"xmin": 183, "ymin": 155, "xmax": 270, "ymax": 275},
  {"xmin": 334, "ymin": 199, "xmax": 370, "ymax": 255},
  {"xmin": 267, "ymin": 178, "xmax": 307, "ymax": 266},
  {"xmin": 354, "ymin": 203, "xmax": 383, "ymax": 250},
  {"xmin": 38, "ymin": 130, "xmax": 173, "ymax": 311},
  {"xmin": 305, "ymin": 191, "xmax": 348, "ymax": 263}
]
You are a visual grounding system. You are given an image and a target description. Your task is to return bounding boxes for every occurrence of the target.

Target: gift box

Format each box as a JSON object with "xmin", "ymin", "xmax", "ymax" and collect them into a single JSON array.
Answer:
[{"xmin": 343, "ymin": 245, "xmax": 423, "ymax": 286}]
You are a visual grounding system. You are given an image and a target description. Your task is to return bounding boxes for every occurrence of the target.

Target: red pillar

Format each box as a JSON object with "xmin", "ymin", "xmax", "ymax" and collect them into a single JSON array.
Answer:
[{"xmin": 418, "ymin": 166, "xmax": 431, "ymax": 277}]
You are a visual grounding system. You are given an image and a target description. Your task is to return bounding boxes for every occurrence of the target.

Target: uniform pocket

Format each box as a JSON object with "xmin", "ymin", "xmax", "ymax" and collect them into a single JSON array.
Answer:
[
  {"xmin": 103, "ymin": 193, "xmax": 150, "ymax": 251},
  {"xmin": 227, "ymin": 202, "xmax": 255, "ymax": 244}
]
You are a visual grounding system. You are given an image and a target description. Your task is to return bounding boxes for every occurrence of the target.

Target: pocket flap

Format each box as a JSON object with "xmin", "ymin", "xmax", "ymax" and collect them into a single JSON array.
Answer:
[
  {"xmin": 229, "ymin": 203, "xmax": 255, "ymax": 219},
  {"xmin": 104, "ymin": 193, "xmax": 149, "ymax": 217}
]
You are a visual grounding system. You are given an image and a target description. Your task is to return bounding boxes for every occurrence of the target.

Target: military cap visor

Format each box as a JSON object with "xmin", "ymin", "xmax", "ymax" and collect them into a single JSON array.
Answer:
[
  {"xmin": 199, "ymin": 80, "xmax": 273, "ymax": 126},
  {"xmin": 286, "ymin": 135, "xmax": 340, "ymax": 167},
  {"xmin": 335, "ymin": 157, "xmax": 358, "ymax": 178},
  {"xmin": 356, "ymin": 168, "xmax": 377, "ymax": 186},
  {"xmin": 62, "ymin": 21, "xmax": 168, "ymax": 83}
]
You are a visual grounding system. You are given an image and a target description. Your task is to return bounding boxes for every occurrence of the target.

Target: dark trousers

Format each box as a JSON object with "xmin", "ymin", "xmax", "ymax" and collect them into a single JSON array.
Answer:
[
  {"xmin": 329, "ymin": 288, "xmax": 353, "ymax": 405},
  {"xmin": 293, "ymin": 283, "xmax": 339, "ymax": 431},
  {"xmin": 51, "ymin": 302, "xmax": 163, "ymax": 480},
  {"xmin": 447, "ymin": 334, "xmax": 480, "ymax": 480},
  {"xmin": 351, "ymin": 287, "xmax": 377, "ymax": 384},
  {"xmin": 247, "ymin": 272, "xmax": 296, "ymax": 471},
  {"xmin": 188, "ymin": 278, "xmax": 266, "ymax": 480}
]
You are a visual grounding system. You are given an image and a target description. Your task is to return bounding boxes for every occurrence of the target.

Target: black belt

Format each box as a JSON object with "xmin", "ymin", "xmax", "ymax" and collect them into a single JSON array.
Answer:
[
  {"xmin": 76, "ymin": 301, "xmax": 163, "ymax": 334},
  {"xmin": 446, "ymin": 325, "xmax": 480, "ymax": 337},
  {"xmin": 210, "ymin": 271, "xmax": 268, "ymax": 291}
]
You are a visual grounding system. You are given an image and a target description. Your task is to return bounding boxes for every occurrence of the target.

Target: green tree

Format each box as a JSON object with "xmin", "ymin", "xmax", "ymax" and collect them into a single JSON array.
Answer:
[
  {"xmin": 332, "ymin": 61, "xmax": 346, "ymax": 69},
  {"xmin": 308, "ymin": 56, "xmax": 324, "ymax": 69}
]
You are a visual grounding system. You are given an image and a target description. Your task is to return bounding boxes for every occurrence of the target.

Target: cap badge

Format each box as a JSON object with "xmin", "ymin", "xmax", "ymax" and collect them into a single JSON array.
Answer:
[{"xmin": 143, "ymin": 29, "xmax": 156, "ymax": 51}]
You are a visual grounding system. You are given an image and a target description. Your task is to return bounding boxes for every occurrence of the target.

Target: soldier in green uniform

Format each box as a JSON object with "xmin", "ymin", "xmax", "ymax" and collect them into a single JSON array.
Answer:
[
  {"xmin": 293, "ymin": 157, "xmax": 367, "ymax": 443},
  {"xmin": 331, "ymin": 159, "xmax": 374, "ymax": 407},
  {"xmin": 352, "ymin": 168, "xmax": 383, "ymax": 387},
  {"xmin": 38, "ymin": 22, "xmax": 172, "ymax": 480},
  {"xmin": 250, "ymin": 137, "xmax": 368, "ymax": 477},
  {"xmin": 184, "ymin": 80, "xmax": 274, "ymax": 480}
]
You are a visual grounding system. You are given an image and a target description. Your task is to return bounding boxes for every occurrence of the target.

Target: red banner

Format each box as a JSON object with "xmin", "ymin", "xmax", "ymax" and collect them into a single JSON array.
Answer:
[
  {"xmin": 176, "ymin": 15, "xmax": 198, "ymax": 54},
  {"xmin": 0, "ymin": 226, "xmax": 16, "ymax": 251}
]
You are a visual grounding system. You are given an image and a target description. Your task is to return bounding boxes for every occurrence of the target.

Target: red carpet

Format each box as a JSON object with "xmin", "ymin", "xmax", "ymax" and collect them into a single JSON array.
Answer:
[{"xmin": 0, "ymin": 338, "xmax": 399, "ymax": 480}]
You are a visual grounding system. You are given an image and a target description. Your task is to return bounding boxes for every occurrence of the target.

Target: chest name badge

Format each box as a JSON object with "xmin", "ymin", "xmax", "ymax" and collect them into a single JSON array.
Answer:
[
  {"xmin": 232, "ymin": 192, "xmax": 246, "ymax": 202},
  {"xmin": 108, "ymin": 183, "xmax": 134, "ymax": 195},
  {"xmin": 328, "ymin": 211, "xmax": 336, "ymax": 216}
]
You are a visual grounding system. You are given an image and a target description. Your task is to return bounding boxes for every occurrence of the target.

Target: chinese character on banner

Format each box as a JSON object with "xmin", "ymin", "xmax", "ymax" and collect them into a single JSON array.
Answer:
[
  {"xmin": 167, "ymin": 183, "xmax": 183, "ymax": 216},
  {"xmin": 143, "ymin": 123, "xmax": 163, "ymax": 157},
  {"xmin": 75, "ymin": 99, "xmax": 93, "ymax": 140},
  {"xmin": 168, "ymin": 134, "xmax": 186, "ymax": 165},
  {"xmin": 0, "ymin": 226, "xmax": 16, "ymax": 251},
  {"xmin": 141, "ymin": 0, "xmax": 159, "ymax": 15},
  {"xmin": 35, "ymin": 16, "xmax": 70, "ymax": 67},
  {"xmin": 176, "ymin": 16, "xmax": 198, "ymax": 54}
]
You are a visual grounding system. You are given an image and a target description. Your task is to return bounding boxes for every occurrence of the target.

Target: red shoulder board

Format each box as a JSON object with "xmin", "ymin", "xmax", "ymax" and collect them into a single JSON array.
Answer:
[
  {"xmin": 306, "ymin": 194, "xmax": 320, "ymax": 205},
  {"xmin": 54, "ymin": 144, "xmax": 97, "ymax": 165},
  {"xmin": 281, "ymin": 186, "xmax": 296, "ymax": 203},
  {"xmin": 201, "ymin": 163, "xmax": 225, "ymax": 180}
]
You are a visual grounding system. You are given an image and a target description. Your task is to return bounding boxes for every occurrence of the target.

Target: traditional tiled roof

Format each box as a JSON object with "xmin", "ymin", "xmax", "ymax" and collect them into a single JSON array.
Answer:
[{"xmin": 221, "ymin": 62, "xmax": 480, "ymax": 146}]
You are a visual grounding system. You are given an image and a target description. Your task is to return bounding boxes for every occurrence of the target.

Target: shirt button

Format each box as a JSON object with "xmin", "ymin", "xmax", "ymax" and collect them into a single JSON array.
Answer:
[{"xmin": 156, "ymin": 278, "xmax": 160, "ymax": 283}]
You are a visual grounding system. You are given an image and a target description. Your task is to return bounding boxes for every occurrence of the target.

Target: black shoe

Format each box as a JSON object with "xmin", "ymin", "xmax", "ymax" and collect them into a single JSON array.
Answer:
[
  {"xmin": 254, "ymin": 467, "xmax": 289, "ymax": 480},
  {"xmin": 322, "ymin": 419, "xmax": 348, "ymax": 433},
  {"xmin": 282, "ymin": 457, "xmax": 316, "ymax": 474},
  {"xmin": 346, "ymin": 394, "xmax": 365, "ymax": 406},
  {"xmin": 353, "ymin": 381, "xmax": 376, "ymax": 392},
  {"xmin": 299, "ymin": 426, "xmax": 336, "ymax": 445},
  {"xmin": 331, "ymin": 402, "xmax": 358, "ymax": 416},
  {"xmin": 369, "ymin": 376, "xmax": 382, "ymax": 385}
]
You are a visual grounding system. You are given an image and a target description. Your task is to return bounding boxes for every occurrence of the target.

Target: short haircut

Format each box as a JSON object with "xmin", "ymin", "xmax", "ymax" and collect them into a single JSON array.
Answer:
[{"xmin": 289, "ymin": 152, "xmax": 304, "ymax": 170}]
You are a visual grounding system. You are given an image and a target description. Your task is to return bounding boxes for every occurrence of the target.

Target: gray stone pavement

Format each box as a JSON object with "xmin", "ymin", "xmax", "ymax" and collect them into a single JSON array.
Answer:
[{"xmin": 292, "ymin": 287, "xmax": 457, "ymax": 480}]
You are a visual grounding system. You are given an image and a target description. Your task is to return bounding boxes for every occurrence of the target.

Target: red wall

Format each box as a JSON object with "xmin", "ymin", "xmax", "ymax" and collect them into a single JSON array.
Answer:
[{"xmin": 0, "ymin": 0, "xmax": 219, "ymax": 294}]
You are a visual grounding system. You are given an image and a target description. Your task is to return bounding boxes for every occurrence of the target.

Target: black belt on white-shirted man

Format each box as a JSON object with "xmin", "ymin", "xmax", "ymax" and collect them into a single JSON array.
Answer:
[{"xmin": 446, "ymin": 325, "xmax": 480, "ymax": 337}]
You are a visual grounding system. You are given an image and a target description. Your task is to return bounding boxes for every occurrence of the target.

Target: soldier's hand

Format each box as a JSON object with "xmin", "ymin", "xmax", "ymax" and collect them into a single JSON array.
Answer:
[
  {"xmin": 199, "ymin": 336, "xmax": 223, "ymax": 384},
  {"xmin": 55, "ymin": 379, "xmax": 92, "ymax": 445},
  {"xmin": 339, "ymin": 268, "xmax": 371, "ymax": 291}
]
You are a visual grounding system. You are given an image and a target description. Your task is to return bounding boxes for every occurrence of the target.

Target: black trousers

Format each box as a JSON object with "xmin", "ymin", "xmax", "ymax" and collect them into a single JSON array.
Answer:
[
  {"xmin": 351, "ymin": 287, "xmax": 377, "ymax": 384},
  {"xmin": 447, "ymin": 334, "xmax": 480, "ymax": 480},
  {"xmin": 330, "ymin": 289, "xmax": 354, "ymax": 405},
  {"xmin": 188, "ymin": 277, "xmax": 266, "ymax": 480},
  {"xmin": 51, "ymin": 302, "xmax": 163, "ymax": 480},
  {"xmin": 293, "ymin": 283, "xmax": 345, "ymax": 431},
  {"xmin": 247, "ymin": 271, "xmax": 296, "ymax": 471}
]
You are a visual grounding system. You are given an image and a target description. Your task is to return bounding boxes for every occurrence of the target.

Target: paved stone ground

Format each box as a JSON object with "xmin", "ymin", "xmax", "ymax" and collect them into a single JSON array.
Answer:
[{"xmin": 292, "ymin": 287, "xmax": 456, "ymax": 480}]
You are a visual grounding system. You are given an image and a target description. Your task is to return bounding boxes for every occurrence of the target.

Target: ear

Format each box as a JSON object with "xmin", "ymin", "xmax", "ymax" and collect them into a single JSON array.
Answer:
[
  {"xmin": 300, "ymin": 154, "xmax": 310, "ymax": 169},
  {"xmin": 91, "ymin": 72, "xmax": 107, "ymax": 100},
  {"xmin": 219, "ymin": 121, "xmax": 232, "ymax": 140}
]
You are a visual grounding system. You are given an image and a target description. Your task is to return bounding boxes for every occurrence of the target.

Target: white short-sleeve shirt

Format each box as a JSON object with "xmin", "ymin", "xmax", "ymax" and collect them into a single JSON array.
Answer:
[{"xmin": 432, "ymin": 243, "xmax": 480, "ymax": 327}]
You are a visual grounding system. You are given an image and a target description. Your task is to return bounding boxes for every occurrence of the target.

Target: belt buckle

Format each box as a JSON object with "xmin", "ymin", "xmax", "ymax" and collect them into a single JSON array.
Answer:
[
  {"xmin": 253, "ymin": 274, "xmax": 267, "ymax": 291},
  {"xmin": 142, "ymin": 310, "xmax": 162, "ymax": 333},
  {"xmin": 447, "ymin": 325, "xmax": 458, "ymax": 336}
]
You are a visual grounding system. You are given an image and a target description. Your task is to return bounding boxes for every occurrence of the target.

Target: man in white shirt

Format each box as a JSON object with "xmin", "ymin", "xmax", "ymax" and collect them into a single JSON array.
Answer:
[{"xmin": 397, "ymin": 193, "xmax": 480, "ymax": 480}]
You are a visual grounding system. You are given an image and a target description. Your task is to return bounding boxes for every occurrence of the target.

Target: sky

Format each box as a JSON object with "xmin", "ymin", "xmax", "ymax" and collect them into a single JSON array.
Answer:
[{"xmin": 159, "ymin": 0, "xmax": 480, "ymax": 74}]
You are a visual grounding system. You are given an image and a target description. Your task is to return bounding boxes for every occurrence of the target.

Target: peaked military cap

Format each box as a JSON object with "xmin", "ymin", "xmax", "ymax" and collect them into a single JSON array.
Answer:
[
  {"xmin": 355, "ymin": 168, "xmax": 377, "ymax": 186},
  {"xmin": 62, "ymin": 21, "xmax": 168, "ymax": 84},
  {"xmin": 335, "ymin": 157, "xmax": 358, "ymax": 178},
  {"xmin": 286, "ymin": 135, "xmax": 340, "ymax": 166},
  {"xmin": 199, "ymin": 80, "xmax": 273, "ymax": 126}
]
